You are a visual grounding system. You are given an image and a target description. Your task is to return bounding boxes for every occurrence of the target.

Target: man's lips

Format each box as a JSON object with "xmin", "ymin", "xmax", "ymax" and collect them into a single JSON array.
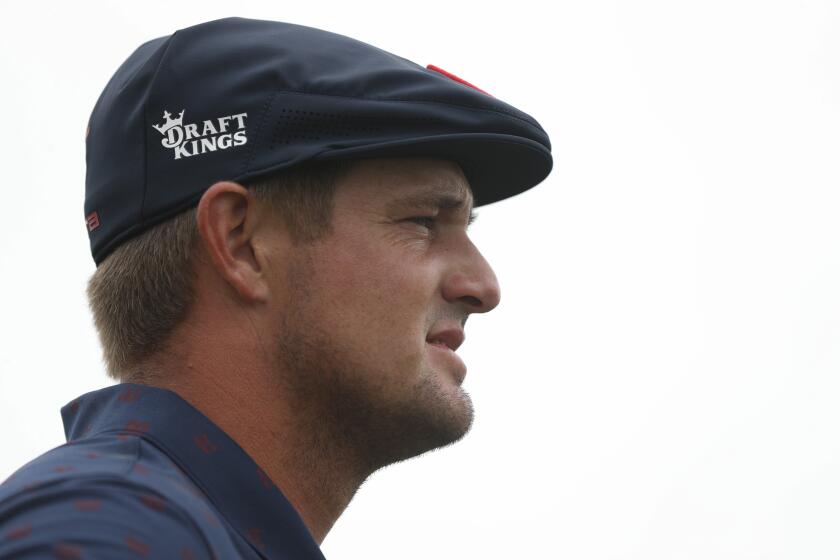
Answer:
[
  {"xmin": 425, "ymin": 339, "xmax": 467, "ymax": 380},
  {"xmin": 425, "ymin": 325, "xmax": 467, "ymax": 380},
  {"xmin": 425, "ymin": 328, "xmax": 465, "ymax": 352}
]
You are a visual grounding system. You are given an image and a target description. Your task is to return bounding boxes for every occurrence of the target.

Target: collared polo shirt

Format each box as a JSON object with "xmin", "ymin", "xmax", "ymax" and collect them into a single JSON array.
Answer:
[{"xmin": 0, "ymin": 383, "xmax": 327, "ymax": 559}]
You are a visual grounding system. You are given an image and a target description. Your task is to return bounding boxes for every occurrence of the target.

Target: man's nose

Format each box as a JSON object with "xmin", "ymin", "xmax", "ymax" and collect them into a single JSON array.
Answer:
[{"xmin": 441, "ymin": 237, "xmax": 502, "ymax": 315}]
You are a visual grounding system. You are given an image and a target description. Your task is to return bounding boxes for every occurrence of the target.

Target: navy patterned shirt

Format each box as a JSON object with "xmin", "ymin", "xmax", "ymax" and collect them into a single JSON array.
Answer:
[{"xmin": 0, "ymin": 383, "xmax": 327, "ymax": 559}]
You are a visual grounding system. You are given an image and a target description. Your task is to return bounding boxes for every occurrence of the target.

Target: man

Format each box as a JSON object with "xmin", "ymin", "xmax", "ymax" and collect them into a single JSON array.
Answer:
[{"xmin": 0, "ymin": 17, "xmax": 552, "ymax": 559}]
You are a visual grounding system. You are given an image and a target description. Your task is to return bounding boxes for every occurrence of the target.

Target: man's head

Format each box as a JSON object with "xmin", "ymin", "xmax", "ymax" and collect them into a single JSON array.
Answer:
[
  {"xmin": 83, "ymin": 16, "xmax": 550, "ymax": 481},
  {"xmin": 88, "ymin": 155, "xmax": 500, "ymax": 468}
]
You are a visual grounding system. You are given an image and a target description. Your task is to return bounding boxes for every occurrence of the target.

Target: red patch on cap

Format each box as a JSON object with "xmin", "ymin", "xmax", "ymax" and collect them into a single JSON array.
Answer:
[
  {"xmin": 86, "ymin": 211, "xmax": 100, "ymax": 232},
  {"xmin": 427, "ymin": 64, "xmax": 493, "ymax": 97}
]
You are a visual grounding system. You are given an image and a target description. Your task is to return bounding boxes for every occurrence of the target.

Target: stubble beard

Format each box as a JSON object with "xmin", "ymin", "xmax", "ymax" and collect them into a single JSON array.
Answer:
[{"xmin": 273, "ymin": 253, "xmax": 475, "ymax": 484}]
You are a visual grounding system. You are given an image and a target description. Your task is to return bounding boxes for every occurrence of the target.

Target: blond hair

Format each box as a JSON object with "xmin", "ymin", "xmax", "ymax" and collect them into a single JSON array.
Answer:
[{"xmin": 86, "ymin": 160, "xmax": 352, "ymax": 382}]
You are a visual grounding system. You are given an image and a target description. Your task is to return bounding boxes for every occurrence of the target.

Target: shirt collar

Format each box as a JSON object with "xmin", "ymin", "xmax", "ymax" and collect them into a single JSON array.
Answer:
[{"xmin": 61, "ymin": 382, "xmax": 327, "ymax": 560}]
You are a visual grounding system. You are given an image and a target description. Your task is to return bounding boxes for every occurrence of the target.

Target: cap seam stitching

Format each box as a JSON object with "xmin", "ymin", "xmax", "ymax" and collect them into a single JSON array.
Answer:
[
  {"xmin": 140, "ymin": 33, "xmax": 179, "ymax": 227},
  {"xmin": 270, "ymin": 88, "xmax": 546, "ymax": 136},
  {"xmin": 239, "ymin": 90, "xmax": 279, "ymax": 177}
]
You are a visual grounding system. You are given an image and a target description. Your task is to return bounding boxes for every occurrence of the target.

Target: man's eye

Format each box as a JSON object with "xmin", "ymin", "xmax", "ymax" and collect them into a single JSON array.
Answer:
[{"xmin": 406, "ymin": 216, "xmax": 436, "ymax": 230}]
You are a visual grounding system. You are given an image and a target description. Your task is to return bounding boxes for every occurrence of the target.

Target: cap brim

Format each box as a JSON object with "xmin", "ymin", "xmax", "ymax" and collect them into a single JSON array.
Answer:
[{"xmin": 307, "ymin": 133, "xmax": 553, "ymax": 207}]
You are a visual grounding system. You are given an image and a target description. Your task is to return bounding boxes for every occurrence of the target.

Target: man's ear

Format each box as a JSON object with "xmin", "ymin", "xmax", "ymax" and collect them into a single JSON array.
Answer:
[{"xmin": 195, "ymin": 181, "xmax": 271, "ymax": 303}]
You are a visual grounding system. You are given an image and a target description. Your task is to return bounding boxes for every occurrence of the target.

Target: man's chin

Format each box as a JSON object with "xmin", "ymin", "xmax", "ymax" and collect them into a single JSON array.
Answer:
[{"xmin": 391, "ymin": 373, "xmax": 475, "ymax": 459}]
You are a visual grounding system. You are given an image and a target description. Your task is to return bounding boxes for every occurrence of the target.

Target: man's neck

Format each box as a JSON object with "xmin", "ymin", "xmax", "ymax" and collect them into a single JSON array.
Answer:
[{"xmin": 129, "ymin": 366, "xmax": 368, "ymax": 545}]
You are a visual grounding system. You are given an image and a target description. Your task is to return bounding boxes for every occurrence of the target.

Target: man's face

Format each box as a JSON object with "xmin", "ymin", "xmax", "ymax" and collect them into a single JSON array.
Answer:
[{"xmin": 266, "ymin": 157, "xmax": 501, "ymax": 473}]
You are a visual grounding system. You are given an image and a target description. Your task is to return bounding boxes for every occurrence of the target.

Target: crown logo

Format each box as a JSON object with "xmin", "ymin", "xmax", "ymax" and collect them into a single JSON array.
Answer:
[{"xmin": 152, "ymin": 110, "xmax": 185, "ymax": 135}]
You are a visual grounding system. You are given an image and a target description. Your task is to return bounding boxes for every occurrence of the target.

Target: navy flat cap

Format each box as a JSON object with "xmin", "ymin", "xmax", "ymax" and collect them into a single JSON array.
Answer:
[{"xmin": 84, "ymin": 16, "xmax": 553, "ymax": 266}]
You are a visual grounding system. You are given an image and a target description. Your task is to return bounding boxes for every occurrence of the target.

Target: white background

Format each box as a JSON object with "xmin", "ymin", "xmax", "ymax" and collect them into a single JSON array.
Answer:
[{"xmin": 2, "ymin": 1, "xmax": 839, "ymax": 558}]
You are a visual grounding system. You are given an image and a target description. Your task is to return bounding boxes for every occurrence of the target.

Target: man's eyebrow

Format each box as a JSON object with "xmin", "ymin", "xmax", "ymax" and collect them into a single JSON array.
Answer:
[{"xmin": 386, "ymin": 188, "xmax": 478, "ymax": 227}]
